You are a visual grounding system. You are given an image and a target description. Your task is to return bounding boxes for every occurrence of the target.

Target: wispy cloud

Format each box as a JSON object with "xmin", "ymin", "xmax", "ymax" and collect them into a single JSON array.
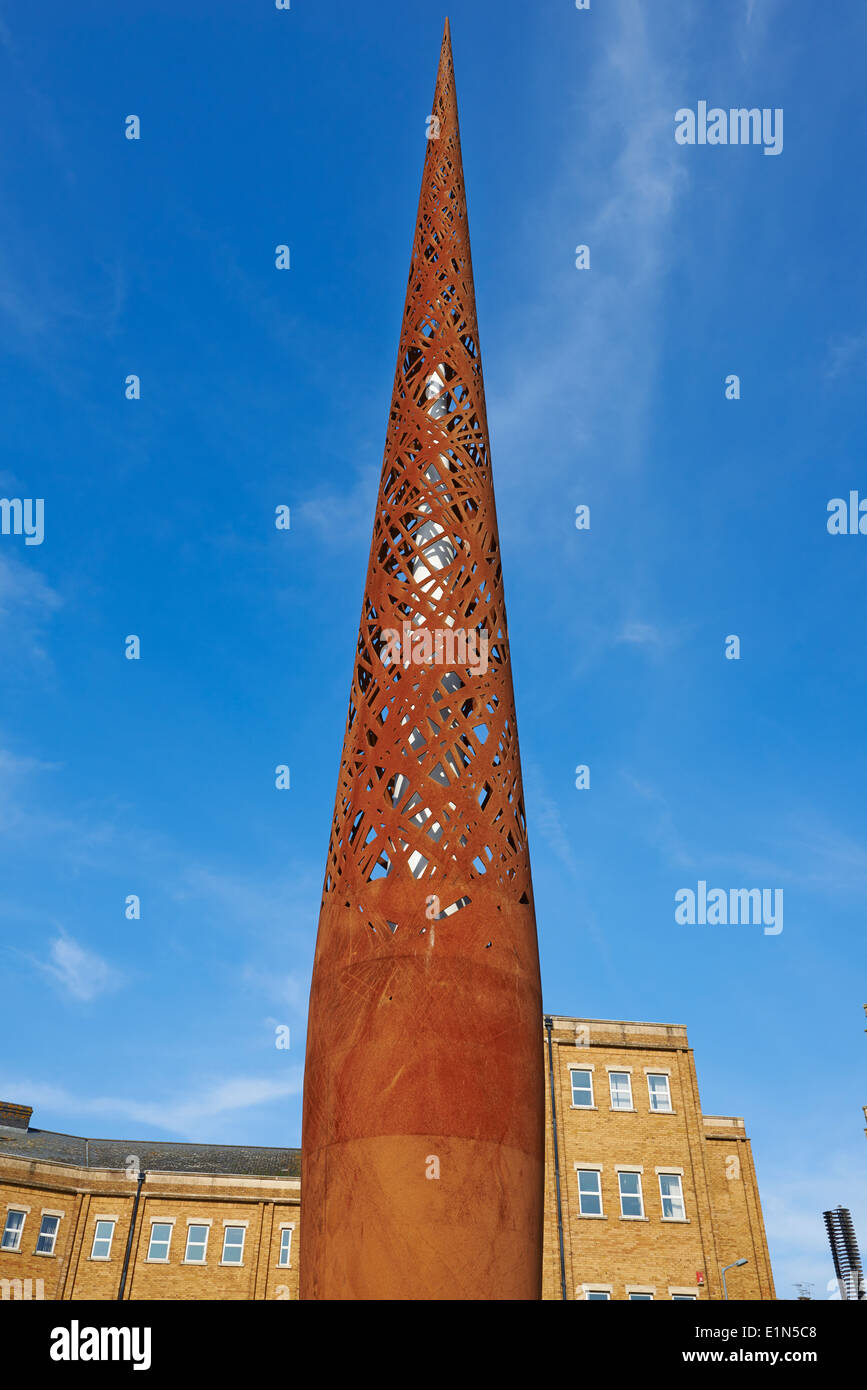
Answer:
[
  {"xmin": 613, "ymin": 620, "xmax": 683, "ymax": 656},
  {"xmin": 0, "ymin": 553, "xmax": 61, "ymax": 666},
  {"xmin": 525, "ymin": 763, "xmax": 584, "ymax": 881},
  {"xmin": 622, "ymin": 774, "xmax": 697, "ymax": 871},
  {"xmin": 523, "ymin": 761, "xmax": 617, "ymax": 980},
  {"xmin": 0, "ymin": 1073, "xmax": 303, "ymax": 1141},
  {"xmin": 618, "ymin": 622, "xmax": 662, "ymax": 646},
  {"xmin": 0, "ymin": 13, "xmax": 127, "ymax": 366},
  {"xmin": 29, "ymin": 930, "xmax": 124, "ymax": 1003},
  {"xmin": 493, "ymin": 0, "xmax": 691, "ymax": 484},
  {"xmin": 243, "ymin": 964, "xmax": 310, "ymax": 1017},
  {"xmin": 737, "ymin": 0, "xmax": 786, "ymax": 62},
  {"xmin": 173, "ymin": 863, "xmax": 319, "ymax": 942},
  {"xmin": 295, "ymin": 462, "xmax": 380, "ymax": 551},
  {"xmin": 0, "ymin": 741, "xmax": 63, "ymax": 836},
  {"xmin": 824, "ymin": 331, "xmax": 867, "ymax": 381},
  {"xmin": 0, "ymin": 745, "xmax": 59, "ymax": 783},
  {"xmin": 623, "ymin": 777, "xmax": 867, "ymax": 902}
]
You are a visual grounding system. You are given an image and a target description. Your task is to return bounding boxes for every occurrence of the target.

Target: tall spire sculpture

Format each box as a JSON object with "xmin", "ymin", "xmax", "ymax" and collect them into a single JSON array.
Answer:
[{"xmin": 301, "ymin": 19, "xmax": 544, "ymax": 1300}]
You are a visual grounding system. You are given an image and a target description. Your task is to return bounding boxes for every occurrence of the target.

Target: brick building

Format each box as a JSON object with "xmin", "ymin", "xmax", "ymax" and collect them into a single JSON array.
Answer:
[
  {"xmin": 543, "ymin": 1016, "xmax": 775, "ymax": 1301},
  {"xmin": 0, "ymin": 1104, "xmax": 301, "ymax": 1302},
  {"xmin": 0, "ymin": 1017, "xmax": 774, "ymax": 1300}
]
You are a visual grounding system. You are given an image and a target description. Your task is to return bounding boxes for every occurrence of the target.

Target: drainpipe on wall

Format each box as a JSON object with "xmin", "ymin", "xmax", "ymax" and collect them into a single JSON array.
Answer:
[
  {"xmin": 544, "ymin": 1016, "xmax": 568, "ymax": 1301},
  {"xmin": 117, "ymin": 1168, "xmax": 146, "ymax": 1302}
]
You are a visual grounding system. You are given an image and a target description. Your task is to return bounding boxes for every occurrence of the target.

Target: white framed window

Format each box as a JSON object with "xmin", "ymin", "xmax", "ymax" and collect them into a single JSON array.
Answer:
[
  {"xmin": 221, "ymin": 1226, "xmax": 246, "ymax": 1265},
  {"xmin": 35, "ymin": 1214, "xmax": 60, "ymax": 1255},
  {"xmin": 647, "ymin": 1072, "xmax": 673, "ymax": 1112},
  {"xmin": 184, "ymin": 1224, "xmax": 209, "ymax": 1264},
  {"xmin": 278, "ymin": 1225, "xmax": 294, "ymax": 1267},
  {"xmin": 91, "ymin": 1220, "xmax": 116, "ymax": 1260},
  {"xmin": 570, "ymin": 1068, "xmax": 594, "ymax": 1108},
  {"xmin": 147, "ymin": 1222, "xmax": 173, "ymax": 1262},
  {"xmin": 1, "ymin": 1209, "xmax": 26, "ymax": 1251},
  {"xmin": 618, "ymin": 1170, "xmax": 644, "ymax": 1218},
  {"xmin": 659, "ymin": 1172, "xmax": 686, "ymax": 1220},
  {"xmin": 628, "ymin": 1292, "xmax": 653, "ymax": 1300},
  {"xmin": 576, "ymin": 1167, "xmax": 603, "ymax": 1216},
  {"xmin": 608, "ymin": 1071, "xmax": 633, "ymax": 1110},
  {"xmin": 627, "ymin": 1284, "xmax": 656, "ymax": 1299},
  {"xmin": 582, "ymin": 1286, "xmax": 612, "ymax": 1300},
  {"xmin": 671, "ymin": 1293, "xmax": 697, "ymax": 1301}
]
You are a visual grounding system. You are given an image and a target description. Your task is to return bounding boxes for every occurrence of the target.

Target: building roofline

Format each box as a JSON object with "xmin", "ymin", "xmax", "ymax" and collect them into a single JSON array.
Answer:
[
  {"xmin": 0, "ymin": 1126, "xmax": 300, "ymax": 1155},
  {"xmin": 544, "ymin": 1014, "xmax": 688, "ymax": 1030}
]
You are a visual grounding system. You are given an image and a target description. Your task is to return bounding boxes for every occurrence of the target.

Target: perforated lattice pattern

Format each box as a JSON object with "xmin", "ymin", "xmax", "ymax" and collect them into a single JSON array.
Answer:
[{"xmin": 321, "ymin": 24, "xmax": 532, "ymax": 927}]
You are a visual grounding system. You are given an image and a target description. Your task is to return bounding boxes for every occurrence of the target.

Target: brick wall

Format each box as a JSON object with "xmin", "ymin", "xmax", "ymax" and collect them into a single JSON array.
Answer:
[
  {"xmin": 0, "ymin": 1159, "xmax": 300, "ymax": 1301},
  {"xmin": 542, "ymin": 1016, "xmax": 775, "ymax": 1300}
]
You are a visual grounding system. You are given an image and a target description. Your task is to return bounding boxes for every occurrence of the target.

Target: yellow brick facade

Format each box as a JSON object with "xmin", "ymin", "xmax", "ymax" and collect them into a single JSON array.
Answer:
[
  {"xmin": 0, "ymin": 1015, "xmax": 774, "ymax": 1301},
  {"xmin": 0, "ymin": 1160, "xmax": 300, "ymax": 1301},
  {"xmin": 542, "ymin": 1016, "xmax": 775, "ymax": 1300}
]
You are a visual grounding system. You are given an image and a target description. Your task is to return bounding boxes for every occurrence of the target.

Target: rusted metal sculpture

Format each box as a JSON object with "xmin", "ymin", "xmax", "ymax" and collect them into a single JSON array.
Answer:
[{"xmin": 300, "ymin": 18, "xmax": 544, "ymax": 1300}]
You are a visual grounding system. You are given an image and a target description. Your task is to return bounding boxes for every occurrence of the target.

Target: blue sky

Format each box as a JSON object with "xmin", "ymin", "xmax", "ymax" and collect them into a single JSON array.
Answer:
[{"xmin": 1, "ymin": 0, "xmax": 865, "ymax": 1300}]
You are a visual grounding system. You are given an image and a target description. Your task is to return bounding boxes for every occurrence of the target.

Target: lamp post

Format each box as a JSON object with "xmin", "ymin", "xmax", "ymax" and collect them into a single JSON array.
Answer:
[{"xmin": 721, "ymin": 1258, "xmax": 748, "ymax": 1300}]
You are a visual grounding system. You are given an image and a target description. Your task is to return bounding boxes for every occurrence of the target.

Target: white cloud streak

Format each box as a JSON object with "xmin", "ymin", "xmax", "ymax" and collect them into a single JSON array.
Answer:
[{"xmin": 31, "ymin": 931, "xmax": 123, "ymax": 1003}]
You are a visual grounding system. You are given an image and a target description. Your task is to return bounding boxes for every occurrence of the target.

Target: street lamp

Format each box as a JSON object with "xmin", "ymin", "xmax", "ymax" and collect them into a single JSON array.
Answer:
[{"xmin": 721, "ymin": 1258, "xmax": 748, "ymax": 1300}]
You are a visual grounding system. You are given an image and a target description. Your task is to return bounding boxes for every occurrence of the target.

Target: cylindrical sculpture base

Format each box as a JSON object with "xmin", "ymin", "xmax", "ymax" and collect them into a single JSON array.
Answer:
[
  {"xmin": 300, "ymin": 904, "xmax": 545, "ymax": 1301},
  {"xmin": 301, "ymin": 1134, "xmax": 543, "ymax": 1301}
]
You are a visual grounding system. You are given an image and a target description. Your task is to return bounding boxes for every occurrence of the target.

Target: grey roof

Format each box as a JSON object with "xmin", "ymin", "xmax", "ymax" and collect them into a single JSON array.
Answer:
[{"xmin": 0, "ymin": 1125, "xmax": 301, "ymax": 1178}]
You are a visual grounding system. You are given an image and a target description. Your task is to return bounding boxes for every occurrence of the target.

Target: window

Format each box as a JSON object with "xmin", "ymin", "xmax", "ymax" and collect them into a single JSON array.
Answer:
[
  {"xmin": 579, "ymin": 1281, "xmax": 613, "ymax": 1300},
  {"xmin": 91, "ymin": 1221, "xmax": 115, "ymax": 1260},
  {"xmin": 221, "ymin": 1226, "xmax": 246, "ymax": 1264},
  {"xmin": 577, "ymin": 1169, "xmax": 603, "ymax": 1216},
  {"xmin": 618, "ymin": 1171, "xmax": 644, "ymax": 1218},
  {"xmin": 184, "ymin": 1225, "xmax": 209, "ymax": 1264},
  {"xmin": 609, "ymin": 1071, "xmax": 633, "ymax": 1110},
  {"xmin": 35, "ymin": 1215, "xmax": 60, "ymax": 1255},
  {"xmin": 1, "ymin": 1210, "xmax": 25, "ymax": 1251},
  {"xmin": 570, "ymin": 1069, "xmax": 594, "ymax": 1108},
  {"xmin": 629, "ymin": 1292, "xmax": 653, "ymax": 1300},
  {"xmin": 672, "ymin": 1294, "xmax": 697, "ymax": 1301},
  {"xmin": 647, "ymin": 1073, "xmax": 672, "ymax": 1112},
  {"xmin": 279, "ymin": 1227, "xmax": 293, "ymax": 1267},
  {"xmin": 659, "ymin": 1172, "xmax": 686, "ymax": 1220},
  {"xmin": 147, "ymin": 1222, "xmax": 173, "ymax": 1261}
]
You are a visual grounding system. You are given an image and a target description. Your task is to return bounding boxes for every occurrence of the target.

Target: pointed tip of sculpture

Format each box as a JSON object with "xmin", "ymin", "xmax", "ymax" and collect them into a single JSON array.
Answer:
[{"xmin": 435, "ymin": 18, "xmax": 454, "ymax": 104}]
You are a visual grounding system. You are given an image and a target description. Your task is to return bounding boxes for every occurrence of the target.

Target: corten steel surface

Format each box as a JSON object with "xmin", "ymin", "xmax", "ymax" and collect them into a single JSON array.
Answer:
[{"xmin": 300, "ymin": 19, "xmax": 544, "ymax": 1301}]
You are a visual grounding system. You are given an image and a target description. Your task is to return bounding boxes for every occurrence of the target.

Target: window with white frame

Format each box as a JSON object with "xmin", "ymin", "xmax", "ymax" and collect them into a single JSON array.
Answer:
[
  {"xmin": 647, "ymin": 1072, "xmax": 672, "ymax": 1112},
  {"xmin": 608, "ymin": 1071, "xmax": 633, "ymax": 1109},
  {"xmin": 221, "ymin": 1226, "xmax": 246, "ymax": 1264},
  {"xmin": 672, "ymin": 1294, "xmax": 697, "ymax": 1301},
  {"xmin": 91, "ymin": 1220, "xmax": 115, "ymax": 1260},
  {"xmin": 628, "ymin": 1292, "xmax": 653, "ymax": 1300},
  {"xmin": 576, "ymin": 1168, "xmax": 603, "ymax": 1216},
  {"xmin": 1, "ymin": 1210, "xmax": 26, "ymax": 1251},
  {"xmin": 279, "ymin": 1226, "xmax": 293, "ymax": 1267},
  {"xmin": 184, "ymin": 1224, "xmax": 209, "ymax": 1263},
  {"xmin": 147, "ymin": 1222, "xmax": 173, "ymax": 1261},
  {"xmin": 570, "ymin": 1069, "xmax": 594, "ymax": 1108},
  {"xmin": 659, "ymin": 1172, "xmax": 686, "ymax": 1220},
  {"xmin": 618, "ymin": 1171, "xmax": 644, "ymax": 1218},
  {"xmin": 35, "ymin": 1214, "xmax": 60, "ymax": 1255},
  {"xmin": 585, "ymin": 1289, "xmax": 610, "ymax": 1300}
]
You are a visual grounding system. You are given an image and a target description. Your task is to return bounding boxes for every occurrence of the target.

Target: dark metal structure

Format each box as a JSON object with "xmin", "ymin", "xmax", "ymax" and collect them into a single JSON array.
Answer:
[{"xmin": 823, "ymin": 1205, "xmax": 866, "ymax": 1300}]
